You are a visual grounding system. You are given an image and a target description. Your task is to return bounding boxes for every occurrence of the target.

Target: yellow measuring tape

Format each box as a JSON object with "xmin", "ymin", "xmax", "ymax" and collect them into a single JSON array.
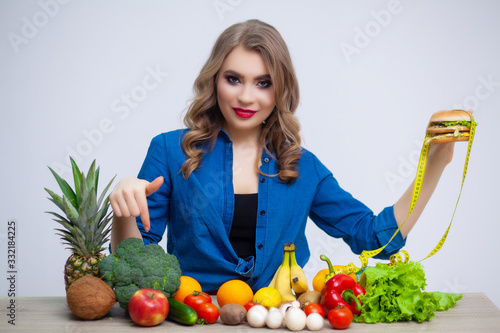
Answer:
[{"xmin": 337, "ymin": 110, "xmax": 476, "ymax": 275}]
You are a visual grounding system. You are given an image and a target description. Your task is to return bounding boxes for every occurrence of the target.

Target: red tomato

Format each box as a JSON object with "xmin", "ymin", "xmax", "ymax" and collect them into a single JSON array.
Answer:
[
  {"xmin": 328, "ymin": 307, "xmax": 353, "ymax": 329},
  {"xmin": 184, "ymin": 291, "xmax": 211, "ymax": 311},
  {"xmin": 244, "ymin": 301, "xmax": 258, "ymax": 312},
  {"xmin": 304, "ymin": 303, "xmax": 325, "ymax": 318},
  {"xmin": 197, "ymin": 303, "xmax": 219, "ymax": 324}
]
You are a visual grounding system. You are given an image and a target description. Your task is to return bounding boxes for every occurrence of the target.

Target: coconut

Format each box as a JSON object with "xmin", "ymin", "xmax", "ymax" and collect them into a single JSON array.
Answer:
[{"xmin": 66, "ymin": 275, "xmax": 116, "ymax": 320}]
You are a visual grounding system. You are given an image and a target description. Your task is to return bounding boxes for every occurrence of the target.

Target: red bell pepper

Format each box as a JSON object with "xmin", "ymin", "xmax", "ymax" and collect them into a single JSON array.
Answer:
[{"xmin": 319, "ymin": 255, "xmax": 365, "ymax": 315}]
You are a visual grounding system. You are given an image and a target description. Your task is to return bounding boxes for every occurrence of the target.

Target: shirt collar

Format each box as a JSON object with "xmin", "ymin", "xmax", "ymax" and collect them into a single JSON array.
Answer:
[
  {"xmin": 217, "ymin": 127, "xmax": 231, "ymax": 141},
  {"xmin": 216, "ymin": 126, "xmax": 276, "ymax": 160}
]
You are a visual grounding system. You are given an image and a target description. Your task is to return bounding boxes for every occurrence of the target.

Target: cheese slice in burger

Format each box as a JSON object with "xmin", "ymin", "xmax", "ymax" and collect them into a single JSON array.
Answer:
[{"xmin": 426, "ymin": 110, "xmax": 476, "ymax": 145}]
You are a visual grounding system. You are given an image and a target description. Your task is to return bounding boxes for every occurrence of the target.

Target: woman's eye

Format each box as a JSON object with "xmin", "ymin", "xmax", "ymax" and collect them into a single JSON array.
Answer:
[
  {"xmin": 226, "ymin": 75, "xmax": 240, "ymax": 84},
  {"xmin": 257, "ymin": 80, "xmax": 272, "ymax": 88}
]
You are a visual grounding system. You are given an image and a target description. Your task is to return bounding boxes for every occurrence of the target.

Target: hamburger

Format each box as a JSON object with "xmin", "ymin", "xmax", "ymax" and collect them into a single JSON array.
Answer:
[{"xmin": 426, "ymin": 110, "xmax": 476, "ymax": 145}]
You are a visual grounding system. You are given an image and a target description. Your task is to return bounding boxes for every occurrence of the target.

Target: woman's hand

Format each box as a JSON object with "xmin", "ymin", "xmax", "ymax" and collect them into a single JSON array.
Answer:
[
  {"xmin": 109, "ymin": 176, "xmax": 164, "ymax": 232},
  {"xmin": 428, "ymin": 141, "xmax": 455, "ymax": 166},
  {"xmin": 393, "ymin": 109, "xmax": 473, "ymax": 237}
]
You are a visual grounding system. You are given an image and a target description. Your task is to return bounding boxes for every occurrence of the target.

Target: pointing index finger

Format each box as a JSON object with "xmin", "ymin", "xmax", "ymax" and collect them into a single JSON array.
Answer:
[{"xmin": 136, "ymin": 190, "xmax": 151, "ymax": 232}]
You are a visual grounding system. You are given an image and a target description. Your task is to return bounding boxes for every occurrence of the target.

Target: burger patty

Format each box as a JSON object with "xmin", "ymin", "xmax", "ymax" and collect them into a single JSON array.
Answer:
[{"xmin": 427, "ymin": 124, "xmax": 471, "ymax": 134}]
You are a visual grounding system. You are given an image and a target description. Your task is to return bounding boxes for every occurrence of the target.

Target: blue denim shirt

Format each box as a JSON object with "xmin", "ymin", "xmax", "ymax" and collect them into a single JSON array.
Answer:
[{"xmin": 136, "ymin": 129, "xmax": 406, "ymax": 292}]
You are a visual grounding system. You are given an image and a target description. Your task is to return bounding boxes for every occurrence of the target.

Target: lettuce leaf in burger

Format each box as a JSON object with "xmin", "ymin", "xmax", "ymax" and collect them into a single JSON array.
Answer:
[{"xmin": 426, "ymin": 110, "xmax": 477, "ymax": 145}]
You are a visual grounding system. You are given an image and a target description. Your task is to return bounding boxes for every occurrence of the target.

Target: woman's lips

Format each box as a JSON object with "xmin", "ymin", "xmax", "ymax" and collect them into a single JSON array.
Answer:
[{"xmin": 233, "ymin": 107, "xmax": 257, "ymax": 118}]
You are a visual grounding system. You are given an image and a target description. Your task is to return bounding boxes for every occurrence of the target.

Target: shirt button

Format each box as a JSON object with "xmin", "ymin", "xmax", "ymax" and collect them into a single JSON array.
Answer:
[
  {"xmin": 260, "ymin": 178, "xmax": 266, "ymax": 183},
  {"xmin": 260, "ymin": 210, "xmax": 266, "ymax": 216},
  {"xmin": 258, "ymin": 244, "xmax": 264, "ymax": 250},
  {"xmin": 264, "ymin": 157, "xmax": 270, "ymax": 163}
]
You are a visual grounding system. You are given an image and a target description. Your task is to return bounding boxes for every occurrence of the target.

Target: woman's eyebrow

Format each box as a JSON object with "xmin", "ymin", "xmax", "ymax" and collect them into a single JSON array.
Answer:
[
  {"xmin": 255, "ymin": 74, "xmax": 271, "ymax": 80},
  {"xmin": 223, "ymin": 70, "xmax": 271, "ymax": 80}
]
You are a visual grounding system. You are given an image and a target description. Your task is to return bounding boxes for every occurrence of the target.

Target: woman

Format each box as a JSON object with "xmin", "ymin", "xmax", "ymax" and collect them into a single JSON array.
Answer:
[{"xmin": 110, "ymin": 19, "xmax": 455, "ymax": 292}]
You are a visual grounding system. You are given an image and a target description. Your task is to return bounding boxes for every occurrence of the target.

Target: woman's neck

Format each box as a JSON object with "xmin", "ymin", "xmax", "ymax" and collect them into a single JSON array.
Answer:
[{"xmin": 223, "ymin": 124, "xmax": 261, "ymax": 149}]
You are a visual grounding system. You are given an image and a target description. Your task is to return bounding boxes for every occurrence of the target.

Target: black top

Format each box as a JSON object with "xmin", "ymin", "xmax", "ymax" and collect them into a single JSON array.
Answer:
[{"xmin": 229, "ymin": 193, "xmax": 258, "ymax": 259}]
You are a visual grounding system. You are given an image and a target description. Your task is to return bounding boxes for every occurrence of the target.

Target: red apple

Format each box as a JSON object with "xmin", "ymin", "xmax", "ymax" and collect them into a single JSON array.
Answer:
[{"xmin": 128, "ymin": 288, "xmax": 169, "ymax": 326}]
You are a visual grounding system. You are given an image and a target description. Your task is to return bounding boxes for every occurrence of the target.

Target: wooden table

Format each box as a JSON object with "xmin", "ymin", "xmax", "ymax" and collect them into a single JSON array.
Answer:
[{"xmin": 1, "ymin": 293, "xmax": 499, "ymax": 332}]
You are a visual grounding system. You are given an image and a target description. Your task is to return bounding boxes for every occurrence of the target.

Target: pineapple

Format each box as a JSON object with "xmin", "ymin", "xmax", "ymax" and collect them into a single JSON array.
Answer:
[{"xmin": 45, "ymin": 157, "xmax": 115, "ymax": 290}]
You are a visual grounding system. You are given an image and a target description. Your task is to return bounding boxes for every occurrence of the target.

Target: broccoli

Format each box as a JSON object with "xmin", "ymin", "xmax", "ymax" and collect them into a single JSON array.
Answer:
[{"xmin": 98, "ymin": 237, "xmax": 182, "ymax": 309}]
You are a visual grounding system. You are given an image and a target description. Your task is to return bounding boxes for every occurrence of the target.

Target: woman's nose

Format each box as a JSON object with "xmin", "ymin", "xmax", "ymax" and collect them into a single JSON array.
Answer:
[{"xmin": 238, "ymin": 84, "xmax": 256, "ymax": 105}]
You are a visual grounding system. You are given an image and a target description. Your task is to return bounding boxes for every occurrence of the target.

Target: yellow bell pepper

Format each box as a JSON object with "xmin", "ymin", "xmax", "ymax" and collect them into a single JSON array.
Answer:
[{"xmin": 312, "ymin": 255, "xmax": 357, "ymax": 293}]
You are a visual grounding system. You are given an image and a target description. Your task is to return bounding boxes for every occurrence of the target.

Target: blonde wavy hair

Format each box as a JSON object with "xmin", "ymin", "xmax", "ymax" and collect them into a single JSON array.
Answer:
[{"xmin": 181, "ymin": 19, "xmax": 301, "ymax": 183}]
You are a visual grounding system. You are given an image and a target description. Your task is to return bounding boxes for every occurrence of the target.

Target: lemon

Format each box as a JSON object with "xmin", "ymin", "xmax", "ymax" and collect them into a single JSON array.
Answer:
[{"xmin": 252, "ymin": 287, "xmax": 281, "ymax": 309}]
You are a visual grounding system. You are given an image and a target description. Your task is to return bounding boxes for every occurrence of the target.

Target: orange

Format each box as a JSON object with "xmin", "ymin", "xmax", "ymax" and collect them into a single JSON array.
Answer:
[
  {"xmin": 173, "ymin": 276, "xmax": 202, "ymax": 303},
  {"xmin": 312, "ymin": 267, "xmax": 357, "ymax": 292},
  {"xmin": 216, "ymin": 279, "xmax": 254, "ymax": 308}
]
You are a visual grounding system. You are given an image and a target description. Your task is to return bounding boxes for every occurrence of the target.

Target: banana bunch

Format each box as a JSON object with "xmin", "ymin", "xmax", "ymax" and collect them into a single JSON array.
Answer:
[{"xmin": 268, "ymin": 242, "xmax": 309, "ymax": 302}]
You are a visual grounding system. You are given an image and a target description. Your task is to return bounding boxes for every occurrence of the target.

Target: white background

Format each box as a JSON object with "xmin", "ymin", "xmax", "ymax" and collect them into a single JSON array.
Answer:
[{"xmin": 1, "ymin": 0, "xmax": 499, "ymax": 308}]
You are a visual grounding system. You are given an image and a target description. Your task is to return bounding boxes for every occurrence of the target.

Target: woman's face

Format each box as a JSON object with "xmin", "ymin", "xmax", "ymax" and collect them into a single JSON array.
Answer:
[{"xmin": 216, "ymin": 45, "xmax": 275, "ymax": 138}]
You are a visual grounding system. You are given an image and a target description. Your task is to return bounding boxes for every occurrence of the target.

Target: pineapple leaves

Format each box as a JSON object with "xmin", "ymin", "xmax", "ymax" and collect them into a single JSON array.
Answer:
[
  {"xmin": 46, "ymin": 211, "xmax": 74, "ymax": 227},
  {"xmin": 55, "ymin": 228, "xmax": 80, "ymax": 246},
  {"xmin": 48, "ymin": 167, "xmax": 77, "ymax": 209},
  {"xmin": 94, "ymin": 165, "xmax": 100, "ymax": 195},
  {"xmin": 77, "ymin": 207, "xmax": 89, "ymax": 235},
  {"xmin": 86, "ymin": 160, "xmax": 97, "ymax": 194},
  {"xmin": 55, "ymin": 230, "xmax": 86, "ymax": 255},
  {"xmin": 63, "ymin": 195, "xmax": 79, "ymax": 222},
  {"xmin": 94, "ymin": 219, "xmax": 112, "ymax": 252},
  {"xmin": 95, "ymin": 210, "xmax": 113, "ymax": 238},
  {"xmin": 70, "ymin": 157, "xmax": 82, "ymax": 207},
  {"xmin": 45, "ymin": 188, "xmax": 64, "ymax": 212},
  {"xmin": 46, "ymin": 157, "xmax": 115, "ymax": 257},
  {"xmin": 79, "ymin": 172, "xmax": 90, "ymax": 209},
  {"xmin": 93, "ymin": 200, "xmax": 111, "ymax": 230},
  {"xmin": 97, "ymin": 175, "xmax": 116, "ymax": 210},
  {"xmin": 87, "ymin": 187, "xmax": 97, "ymax": 217}
]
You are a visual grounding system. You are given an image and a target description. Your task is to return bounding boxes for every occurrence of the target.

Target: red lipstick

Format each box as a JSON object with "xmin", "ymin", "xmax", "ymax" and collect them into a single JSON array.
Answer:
[{"xmin": 233, "ymin": 107, "xmax": 257, "ymax": 118}]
